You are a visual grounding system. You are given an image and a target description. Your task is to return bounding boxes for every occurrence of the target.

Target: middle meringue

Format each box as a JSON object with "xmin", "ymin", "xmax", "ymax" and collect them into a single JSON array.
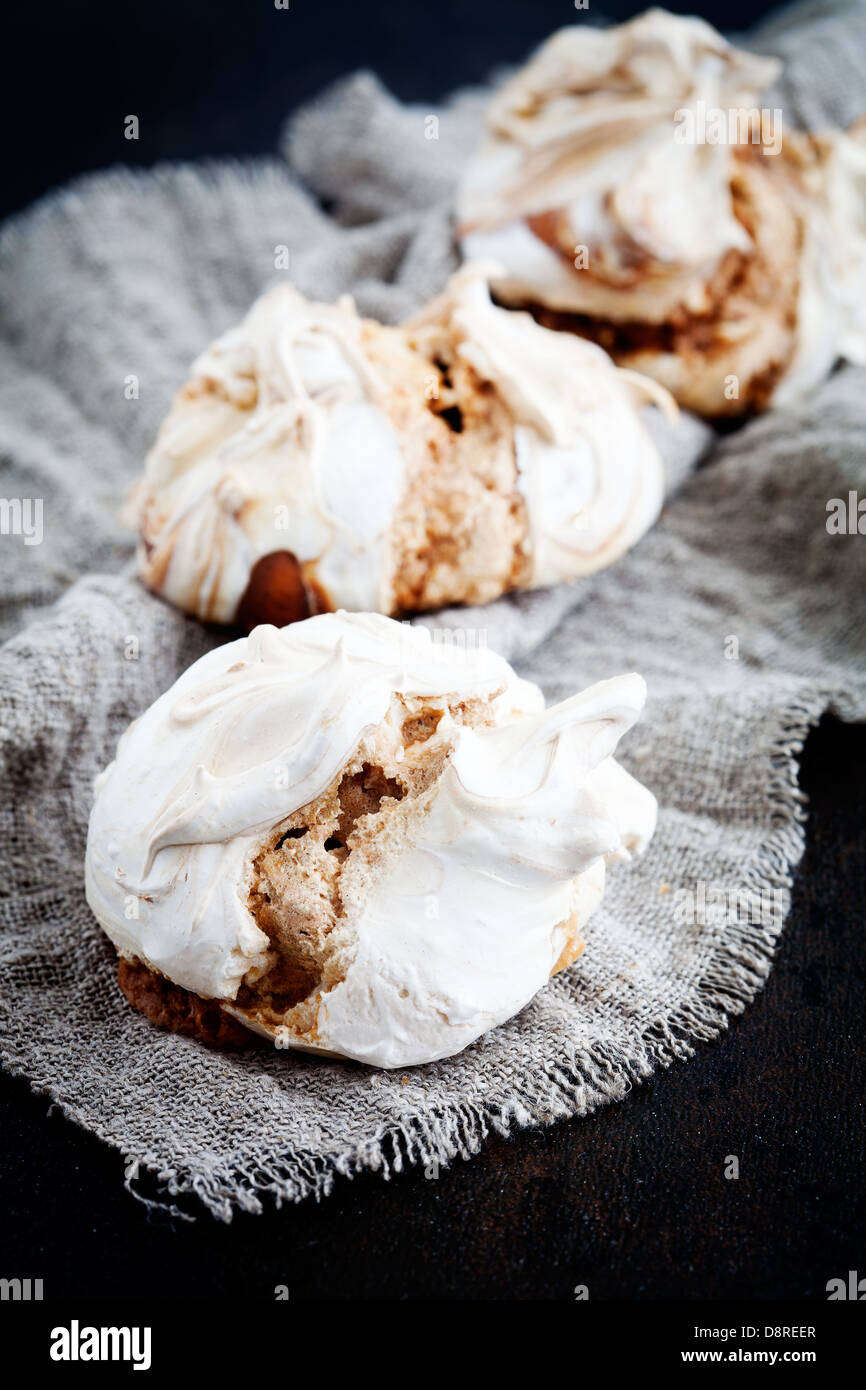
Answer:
[{"xmin": 129, "ymin": 265, "xmax": 674, "ymax": 627}]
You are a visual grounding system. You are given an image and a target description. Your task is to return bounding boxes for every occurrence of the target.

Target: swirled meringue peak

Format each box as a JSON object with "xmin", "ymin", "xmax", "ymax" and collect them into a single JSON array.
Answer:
[
  {"xmin": 85, "ymin": 612, "xmax": 657, "ymax": 1068},
  {"xmin": 457, "ymin": 9, "xmax": 866, "ymax": 415},
  {"xmin": 129, "ymin": 263, "xmax": 673, "ymax": 624}
]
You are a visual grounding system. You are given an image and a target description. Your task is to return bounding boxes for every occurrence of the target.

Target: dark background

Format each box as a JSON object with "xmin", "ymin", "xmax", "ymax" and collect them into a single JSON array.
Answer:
[
  {"xmin": 2, "ymin": 0, "xmax": 865, "ymax": 1303},
  {"xmin": 5, "ymin": 0, "xmax": 778, "ymax": 222}
]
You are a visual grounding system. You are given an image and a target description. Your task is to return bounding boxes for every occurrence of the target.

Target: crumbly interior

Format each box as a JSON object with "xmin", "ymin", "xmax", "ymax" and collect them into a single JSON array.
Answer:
[
  {"xmin": 528, "ymin": 145, "xmax": 804, "ymax": 417},
  {"xmin": 233, "ymin": 689, "xmax": 501, "ymax": 1038},
  {"xmin": 360, "ymin": 323, "xmax": 532, "ymax": 612},
  {"xmin": 137, "ymin": 290, "xmax": 534, "ymax": 622}
]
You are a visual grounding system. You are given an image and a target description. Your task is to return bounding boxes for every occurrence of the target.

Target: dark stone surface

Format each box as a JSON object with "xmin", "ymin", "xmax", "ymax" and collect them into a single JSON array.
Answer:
[{"xmin": 1, "ymin": 714, "xmax": 863, "ymax": 1299}]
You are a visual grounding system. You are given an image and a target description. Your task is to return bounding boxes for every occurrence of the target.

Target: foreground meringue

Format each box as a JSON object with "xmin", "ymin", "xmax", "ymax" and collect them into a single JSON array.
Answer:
[
  {"xmin": 129, "ymin": 264, "xmax": 673, "ymax": 625},
  {"xmin": 85, "ymin": 612, "xmax": 657, "ymax": 1068},
  {"xmin": 457, "ymin": 9, "xmax": 866, "ymax": 416}
]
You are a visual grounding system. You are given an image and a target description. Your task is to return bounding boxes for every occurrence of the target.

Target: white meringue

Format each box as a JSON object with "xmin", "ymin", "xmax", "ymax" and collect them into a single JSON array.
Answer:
[
  {"xmin": 131, "ymin": 286, "xmax": 408, "ymax": 622},
  {"xmin": 130, "ymin": 265, "xmax": 673, "ymax": 622},
  {"xmin": 774, "ymin": 119, "xmax": 866, "ymax": 405},
  {"xmin": 458, "ymin": 10, "xmax": 779, "ymax": 324},
  {"xmin": 85, "ymin": 612, "xmax": 657, "ymax": 1068},
  {"xmin": 457, "ymin": 9, "xmax": 866, "ymax": 412}
]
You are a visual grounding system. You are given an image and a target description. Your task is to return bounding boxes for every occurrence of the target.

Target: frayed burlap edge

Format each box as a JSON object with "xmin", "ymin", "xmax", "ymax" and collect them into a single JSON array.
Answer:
[{"xmin": 3, "ymin": 684, "xmax": 858, "ymax": 1223}]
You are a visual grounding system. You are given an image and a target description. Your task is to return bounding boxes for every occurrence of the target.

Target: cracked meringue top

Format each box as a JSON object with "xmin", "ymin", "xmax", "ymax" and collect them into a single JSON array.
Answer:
[
  {"xmin": 457, "ymin": 8, "xmax": 866, "ymax": 414},
  {"xmin": 85, "ymin": 612, "xmax": 657, "ymax": 1068},
  {"xmin": 129, "ymin": 264, "xmax": 673, "ymax": 625}
]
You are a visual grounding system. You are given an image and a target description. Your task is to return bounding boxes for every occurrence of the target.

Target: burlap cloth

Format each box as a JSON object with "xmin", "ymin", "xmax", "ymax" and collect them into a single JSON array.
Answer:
[{"xmin": 0, "ymin": 0, "xmax": 864, "ymax": 1220}]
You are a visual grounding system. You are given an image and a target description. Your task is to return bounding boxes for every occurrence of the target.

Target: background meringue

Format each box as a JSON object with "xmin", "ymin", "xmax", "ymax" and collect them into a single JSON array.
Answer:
[{"xmin": 457, "ymin": 9, "xmax": 866, "ymax": 416}]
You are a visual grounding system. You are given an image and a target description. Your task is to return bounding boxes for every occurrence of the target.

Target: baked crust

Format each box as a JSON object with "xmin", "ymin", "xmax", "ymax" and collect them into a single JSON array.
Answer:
[
  {"xmin": 117, "ymin": 957, "xmax": 252, "ymax": 1049},
  {"xmin": 234, "ymin": 550, "xmax": 330, "ymax": 632},
  {"xmin": 551, "ymin": 917, "xmax": 586, "ymax": 977},
  {"xmin": 118, "ymin": 907, "xmax": 585, "ymax": 1050}
]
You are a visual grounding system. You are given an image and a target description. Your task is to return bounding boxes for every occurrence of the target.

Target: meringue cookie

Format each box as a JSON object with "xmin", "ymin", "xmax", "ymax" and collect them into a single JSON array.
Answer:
[
  {"xmin": 129, "ymin": 264, "xmax": 673, "ymax": 624},
  {"xmin": 85, "ymin": 612, "xmax": 657, "ymax": 1068},
  {"xmin": 457, "ymin": 9, "xmax": 866, "ymax": 416}
]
